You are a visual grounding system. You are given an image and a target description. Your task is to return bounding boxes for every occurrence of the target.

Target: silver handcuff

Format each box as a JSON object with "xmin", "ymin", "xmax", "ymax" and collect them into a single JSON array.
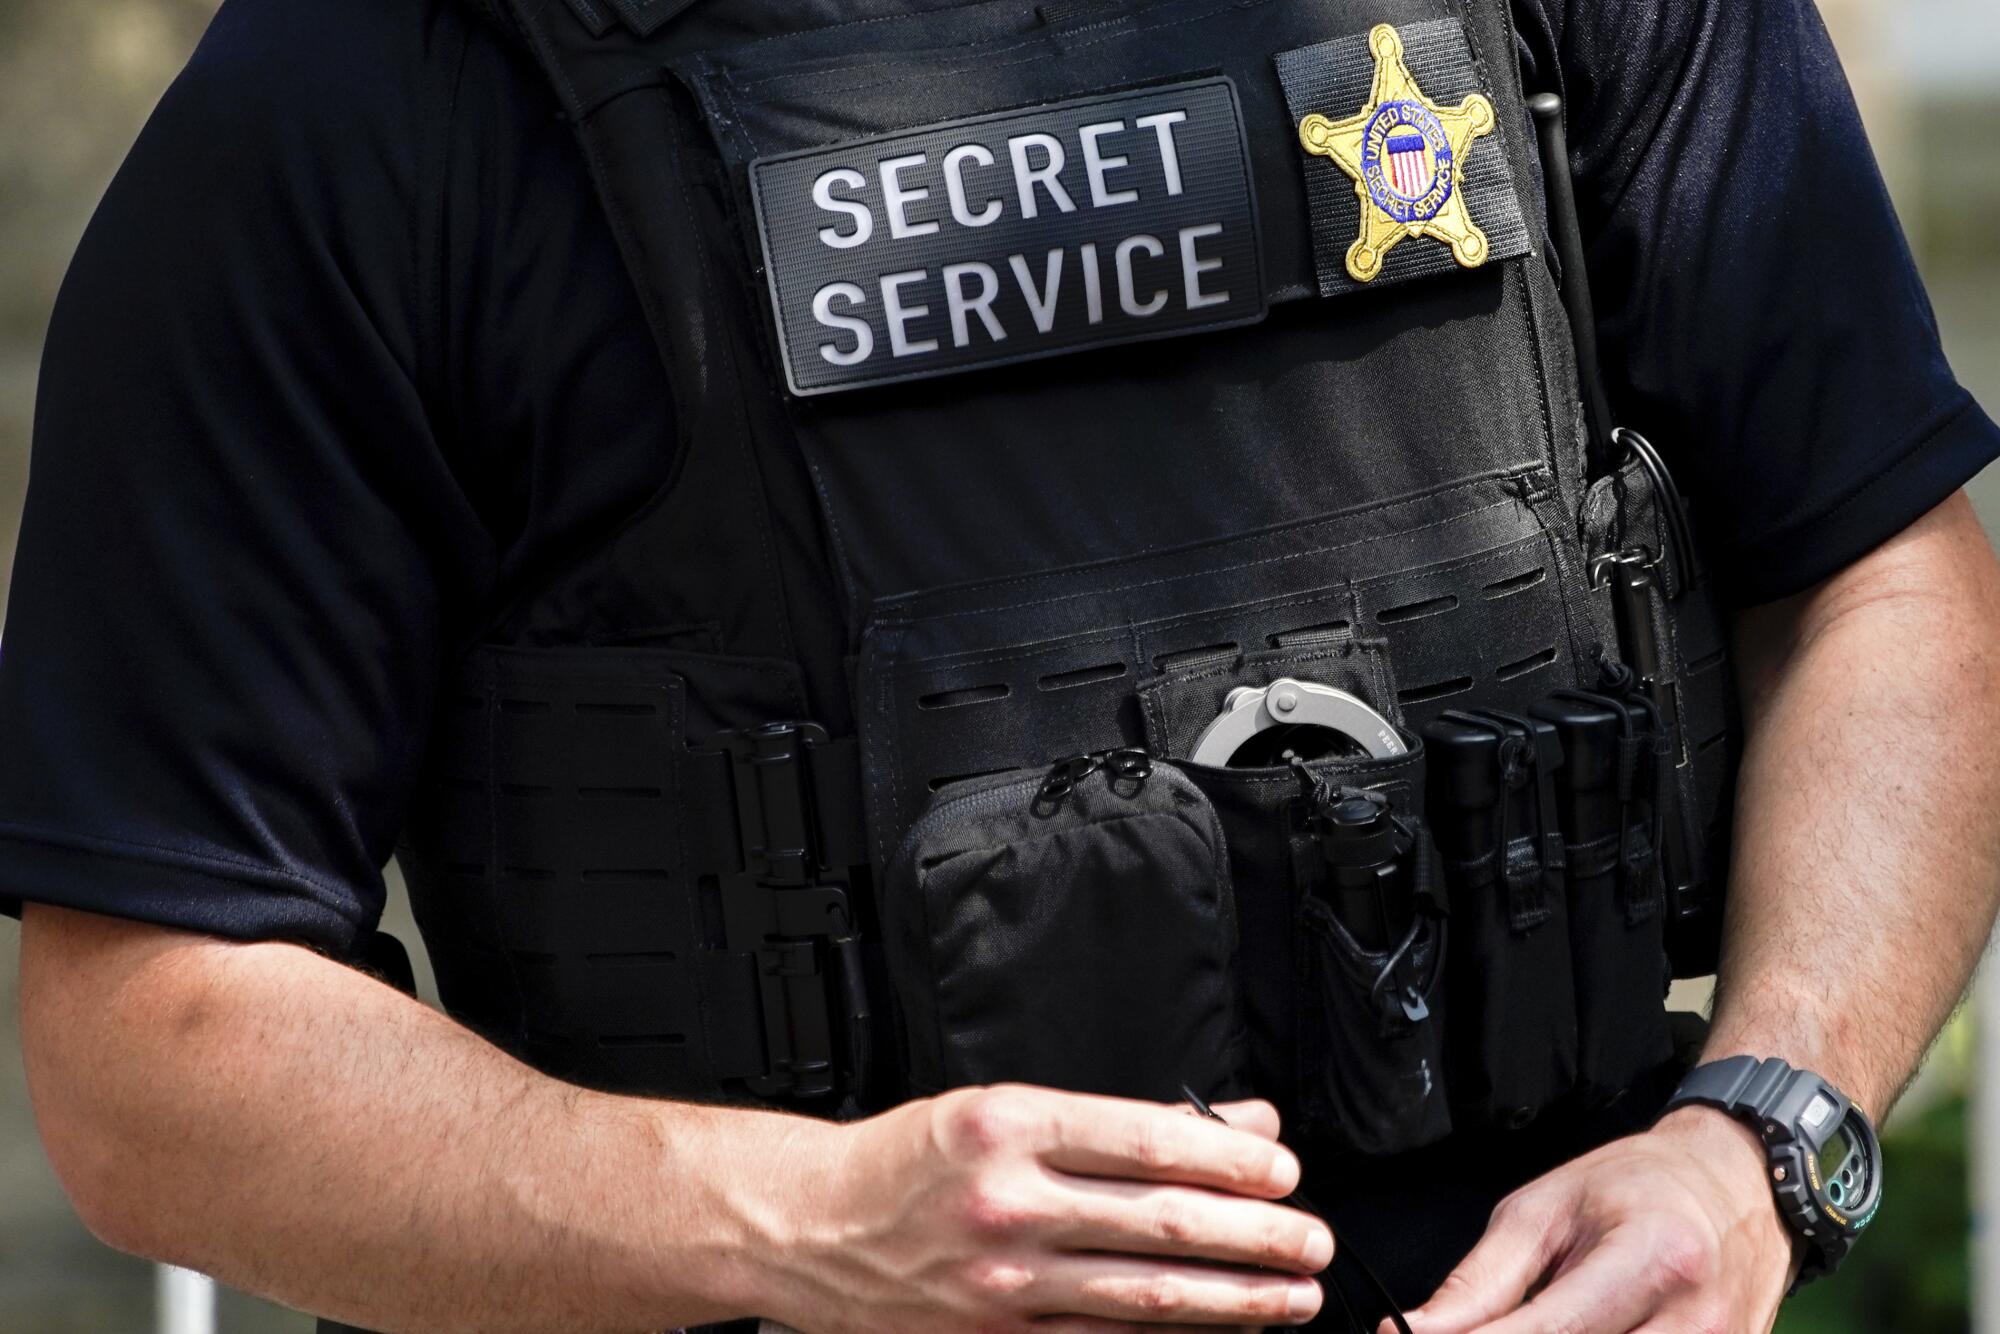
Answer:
[{"xmin": 1187, "ymin": 676, "xmax": 1405, "ymax": 767}]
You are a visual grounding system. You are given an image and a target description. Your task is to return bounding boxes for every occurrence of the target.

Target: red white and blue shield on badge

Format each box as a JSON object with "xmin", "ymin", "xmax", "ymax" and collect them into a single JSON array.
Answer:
[
  {"xmin": 1385, "ymin": 129, "xmax": 1433, "ymax": 198},
  {"xmin": 1359, "ymin": 99, "xmax": 1456, "ymax": 226}
]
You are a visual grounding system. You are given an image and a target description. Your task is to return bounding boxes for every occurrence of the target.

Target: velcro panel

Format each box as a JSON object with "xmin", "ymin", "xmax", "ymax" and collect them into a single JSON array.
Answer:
[
  {"xmin": 401, "ymin": 648, "xmax": 756, "ymax": 1096},
  {"xmin": 485, "ymin": 659, "xmax": 708, "ymax": 1084}
]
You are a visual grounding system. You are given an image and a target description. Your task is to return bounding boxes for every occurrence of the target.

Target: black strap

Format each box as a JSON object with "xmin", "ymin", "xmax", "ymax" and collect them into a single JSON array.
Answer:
[
  {"xmin": 1664, "ymin": 1053, "xmax": 1784, "ymax": 1120},
  {"xmin": 684, "ymin": 725, "xmax": 879, "ymax": 1102}
]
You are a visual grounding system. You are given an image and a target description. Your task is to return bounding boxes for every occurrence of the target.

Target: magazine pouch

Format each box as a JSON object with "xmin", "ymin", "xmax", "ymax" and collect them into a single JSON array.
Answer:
[
  {"xmin": 1529, "ymin": 690, "xmax": 1674, "ymax": 1107},
  {"xmin": 1421, "ymin": 708, "xmax": 1579, "ymax": 1128}
]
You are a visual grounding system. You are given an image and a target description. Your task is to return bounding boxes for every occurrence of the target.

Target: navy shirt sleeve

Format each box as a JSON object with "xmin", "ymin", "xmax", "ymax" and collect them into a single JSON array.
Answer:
[
  {"xmin": 0, "ymin": 0, "xmax": 491, "ymax": 951},
  {"xmin": 1528, "ymin": 0, "xmax": 2000, "ymax": 604}
]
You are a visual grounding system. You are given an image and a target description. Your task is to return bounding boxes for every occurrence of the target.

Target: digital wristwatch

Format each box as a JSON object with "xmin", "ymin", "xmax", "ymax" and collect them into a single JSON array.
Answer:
[{"xmin": 1662, "ymin": 1056, "xmax": 1881, "ymax": 1283}]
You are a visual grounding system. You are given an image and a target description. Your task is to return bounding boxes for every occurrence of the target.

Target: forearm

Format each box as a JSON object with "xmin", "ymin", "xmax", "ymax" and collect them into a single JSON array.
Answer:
[
  {"xmin": 1704, "ymin": 492, "xmax": 2000, "ymax": 1114},
  {"xmin": 18, "ymin": 903, "xmax": 823, "ymax": 1334}
]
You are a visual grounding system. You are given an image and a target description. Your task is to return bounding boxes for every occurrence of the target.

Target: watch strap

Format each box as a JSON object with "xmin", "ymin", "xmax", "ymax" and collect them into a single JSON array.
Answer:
[{"xmin": 1666, "ymin": 1054, "xmax": 1796, "ymax": 1124}]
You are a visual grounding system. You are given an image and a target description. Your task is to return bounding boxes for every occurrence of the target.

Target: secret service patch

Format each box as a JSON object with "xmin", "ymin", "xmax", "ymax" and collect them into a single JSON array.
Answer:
[{"xmin": 749, "ymin": 79, "xmax": 1266, "ymax": 397}]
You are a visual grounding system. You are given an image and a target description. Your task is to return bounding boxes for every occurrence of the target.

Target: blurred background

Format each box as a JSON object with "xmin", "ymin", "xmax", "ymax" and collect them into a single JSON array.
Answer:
[{"xmin": 1, "ymin": 0, "xmax": 1997, "ymax": 1329}]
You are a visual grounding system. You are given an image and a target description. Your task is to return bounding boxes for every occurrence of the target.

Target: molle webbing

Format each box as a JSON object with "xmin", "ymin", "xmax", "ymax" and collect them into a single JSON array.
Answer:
[{"xmin": 398, "ymin": 647, "xmax": 877, "ymax": 1102}]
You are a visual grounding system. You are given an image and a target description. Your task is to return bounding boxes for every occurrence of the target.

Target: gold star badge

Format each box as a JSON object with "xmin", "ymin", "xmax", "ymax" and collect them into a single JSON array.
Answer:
[{"xmin": 1298, "ymin": 24, "xmax": 1497, "ymax": 283}]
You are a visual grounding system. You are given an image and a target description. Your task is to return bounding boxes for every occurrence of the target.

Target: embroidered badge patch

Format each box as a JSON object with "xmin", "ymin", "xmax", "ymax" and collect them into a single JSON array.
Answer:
[
  {"xmin": 1274, "ymin": 20, "xmax": 1529, "ymax": 297},
  {"xmin": 1299, "ymin": 25, "xmax": 1495, "ymax": 282}
]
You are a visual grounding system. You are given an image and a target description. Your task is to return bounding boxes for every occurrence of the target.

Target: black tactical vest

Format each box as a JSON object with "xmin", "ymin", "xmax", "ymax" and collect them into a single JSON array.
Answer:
[{"xmin": 399, "ymin": 0, "xmax": 1738, "ymax": 1173}]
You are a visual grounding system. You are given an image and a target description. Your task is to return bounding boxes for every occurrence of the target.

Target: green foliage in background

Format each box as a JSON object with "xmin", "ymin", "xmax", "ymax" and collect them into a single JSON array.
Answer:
[{"xmin": 1778, "ymin": 1015, "xmax": 1973, "ymax": 1334}]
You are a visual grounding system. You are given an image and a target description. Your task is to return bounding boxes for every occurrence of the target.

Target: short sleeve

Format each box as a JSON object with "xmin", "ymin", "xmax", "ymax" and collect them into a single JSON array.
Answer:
[
  {"xmin": 1547, "ymin": 0, "xmax": 2000, "ymax": 604},
  {"xmin": 0, "ymin": 0, "xmax": 491, "ymax": 951}
]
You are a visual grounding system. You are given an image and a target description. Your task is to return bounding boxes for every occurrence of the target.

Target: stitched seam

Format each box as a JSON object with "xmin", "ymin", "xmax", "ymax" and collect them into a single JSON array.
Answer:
[
  {"xmin": 895, "ymin": 632, "xmax": 1130, "ymax": 678},
  {"xmin": 708, "ymin": 78, "xmax": 864, "ymax": 628},
  {"xmin": 724, "ymin": 5, "xmax": 1183, "ymax": 93},
  {"xmin": 735, "ymin": 1, "xmax": 1024, "ymax": 55},
  {"xmin": 1735, "ymin": 392, "xmax": 1982, "ymax": 551},
  {"xmin": 915, "ymin": 496, "xmax": 1527, "ymax": 623},
  {"xmin": 889, "ymin": 585, "xmax": 1359, "ymax": 677},
  {"xmin": 889, "ymin": 469, "xmax": 1527, "ymax": 611},
  {"xmin": 1349, "ymin": 527, "xmax": 1542, "ymax": 591},
  {"xmin": 0, "ymin": 822, "xmax": 369, "ymax": 924}
]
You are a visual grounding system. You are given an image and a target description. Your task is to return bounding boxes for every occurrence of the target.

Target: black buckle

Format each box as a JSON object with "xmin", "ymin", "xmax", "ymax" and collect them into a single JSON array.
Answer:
[{"xmin": 702, "ymin": 722, "xmax": 861, "ymax": 1101}]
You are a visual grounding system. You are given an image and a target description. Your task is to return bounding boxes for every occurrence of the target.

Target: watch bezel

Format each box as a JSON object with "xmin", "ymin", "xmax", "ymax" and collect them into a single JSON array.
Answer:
[{"xmin": 1756, "ymin": 1073, "xmax": 1882, "ymax": 1278}]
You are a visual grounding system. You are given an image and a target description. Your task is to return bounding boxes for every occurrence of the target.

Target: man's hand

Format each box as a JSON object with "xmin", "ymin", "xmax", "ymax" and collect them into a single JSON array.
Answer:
[
  {"xmin": 1387, "ymin": 1109, "xmax": 1791, "ymax": 1334},
  {"xmin": 754, "ymin": 1084, "xmax": 1333, "ymax": 1332},
  {"xmin": 20, "ymin": 908, "xmax": 1330, "ymax": 1333}
]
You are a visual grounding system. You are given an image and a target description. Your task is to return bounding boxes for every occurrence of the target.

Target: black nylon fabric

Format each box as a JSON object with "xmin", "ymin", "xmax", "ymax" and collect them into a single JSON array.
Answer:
[
  {"xmin": 398, "ymin": 0, "xmax": 1628, "ymax": 1126},
  {"xmin": 659, "ymin": 0, "xmax": 1575, "ymax": 604}
]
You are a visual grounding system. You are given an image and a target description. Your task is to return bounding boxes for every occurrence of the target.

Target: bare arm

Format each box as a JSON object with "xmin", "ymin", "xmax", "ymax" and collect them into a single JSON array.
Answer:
[
  {"xmin": 18, "ymin": 903, "xmax": 1331, "ymax": 1334},
  {"xmin": 1704, "ymin": 488, "xmax": 2000, "ymax": 1112},
  {"xmin": 1402, "ymin": 490, "xmax": 2000, "ymax": 1334}
]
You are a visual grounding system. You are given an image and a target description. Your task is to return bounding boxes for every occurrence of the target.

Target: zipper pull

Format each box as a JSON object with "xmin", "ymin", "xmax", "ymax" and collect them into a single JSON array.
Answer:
[
  {"xmin": 1100, "ymin": 747, "xmax": 1153, "ymax": 784},
  {"xmin": 1039, "ymin": 752, "xmax": 1102, "ymax": 804},
  {"xmin": 1038, "ymin": 748, "xmax": 1152, "ymax": 807}
]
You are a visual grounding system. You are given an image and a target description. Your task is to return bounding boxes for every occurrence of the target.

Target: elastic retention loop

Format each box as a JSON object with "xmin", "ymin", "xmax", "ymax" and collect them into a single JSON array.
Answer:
[{"xmin": 1615, "ymin": 428, "xmax": 1700, "ymax": 597}]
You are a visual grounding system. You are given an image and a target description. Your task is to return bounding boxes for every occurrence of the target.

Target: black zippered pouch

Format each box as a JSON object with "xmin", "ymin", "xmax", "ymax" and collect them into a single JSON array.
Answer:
[{"xmin": 881, "ymin": 755, "xmax": 1246, "ymax": 1102}]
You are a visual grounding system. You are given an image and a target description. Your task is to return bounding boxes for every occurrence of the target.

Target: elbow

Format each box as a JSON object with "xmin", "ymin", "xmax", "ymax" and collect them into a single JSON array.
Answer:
[
  {"xmin": 22, "ymin": 1020, "xmax": 157, "ymax": 1258},
  {"xmin": 37, "ymin": 1107, "xmax": 157, "ymax": 1259},
  {"xmin": 17, "ymin": 905, "xmax": 203, "ymax": 1261}
]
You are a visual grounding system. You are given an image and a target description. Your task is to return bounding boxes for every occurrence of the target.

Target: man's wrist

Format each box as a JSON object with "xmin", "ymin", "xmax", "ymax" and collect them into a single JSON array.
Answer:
[
  {"xmin": 673, "ymin": 1103, "xmax": 848, "ymax": 1325},
  {"xmin": 1651, "ymin": 1103, "xmax": 1767, "ymax": 1187},
  {"xmin": 1652, "ymin": 1097, "xmax": 1804, "ymax": 1283}
]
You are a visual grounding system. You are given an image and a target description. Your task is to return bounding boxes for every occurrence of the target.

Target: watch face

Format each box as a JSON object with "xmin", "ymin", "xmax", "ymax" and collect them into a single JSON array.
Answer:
[{"xmin": 1808, "ymin": 1108, "xmax": 1882, "ymax": 1229}]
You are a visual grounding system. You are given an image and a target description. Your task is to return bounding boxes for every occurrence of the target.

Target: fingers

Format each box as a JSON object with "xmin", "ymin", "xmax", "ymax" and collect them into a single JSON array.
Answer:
[
  {"xmin": 1050, "ymin": 1177, "xmax": 1334, "ymax": 1275},
  {"xmin": 1033, "ymin": 1322, "xmax": 1266, "ymax": 1333},
  {"xmin": 1400, "ymin": 1191, "xmax": 1572, "ymax": 1334},
  {"xmin": 1032, "ymin": 1251, "xmax": 1322, "ymax": 1326},
  {"xmin": 1030, "ymin": 1092, "xmax": 1300, "ymax": 1197},
  {"xmin": 1441, "ymin": 1226, "xmax": 1658, "ymax": 1334}
]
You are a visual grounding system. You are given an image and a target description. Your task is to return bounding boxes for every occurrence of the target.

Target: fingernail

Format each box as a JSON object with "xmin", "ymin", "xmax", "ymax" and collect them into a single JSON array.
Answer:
[
  {"xmin": 1288, "ymin": 1279, "xmax": 1321, "ymax": 1321},
  {"xmin": 1302, "ymin": 1227, "xmax": 1334, "ymax": 1270},
  {"xmin": 1269, "ymin": 1148, "xmax": 1301, "ymax": 1193}
]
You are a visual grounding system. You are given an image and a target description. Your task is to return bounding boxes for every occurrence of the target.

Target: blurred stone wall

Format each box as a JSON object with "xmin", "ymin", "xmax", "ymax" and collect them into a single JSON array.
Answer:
[
  {"xmin": 0, "ymin": 0, "xmax": 1995, "ymax": 1329},
  {"xmin": 0, "ymin": 0, "xmax": 225, "ymax": 620}
]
